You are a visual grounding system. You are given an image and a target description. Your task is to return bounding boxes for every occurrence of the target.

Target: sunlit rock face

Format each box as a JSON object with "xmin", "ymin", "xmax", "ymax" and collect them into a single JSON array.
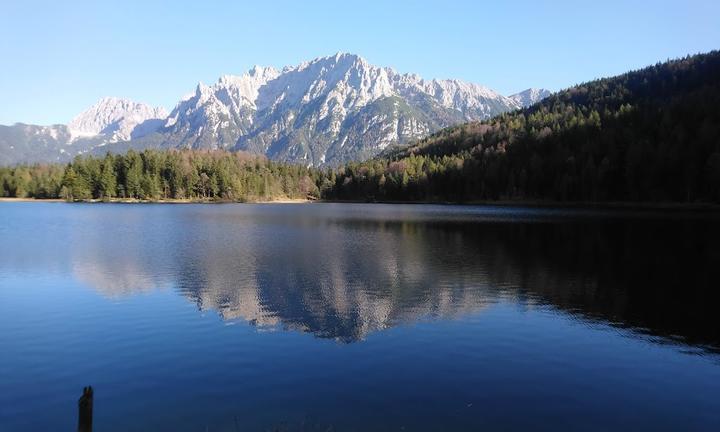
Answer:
[
  {"xmin": 154, "ymin": 53, "xmax": 522, "ymax": 166},
  {"xmin": 67, "ymin": 97, "xmax": 168, "ymax": 142}
]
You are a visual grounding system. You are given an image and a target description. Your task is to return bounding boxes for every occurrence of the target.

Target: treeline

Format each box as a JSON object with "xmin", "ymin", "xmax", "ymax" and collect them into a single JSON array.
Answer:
[
  {"xmin": 1, "ymin": 150, "xmax": 320, "ymax": 201},
  {"xmin": 325, "ymin": 51, "xmax": 720, "ymax": 203}
]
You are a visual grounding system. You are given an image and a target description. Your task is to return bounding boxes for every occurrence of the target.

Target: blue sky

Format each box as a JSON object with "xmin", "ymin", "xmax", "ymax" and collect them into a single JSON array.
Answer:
[{"xmin": 1, "ymin": 0, "xmax": 718, "ymax": 125}]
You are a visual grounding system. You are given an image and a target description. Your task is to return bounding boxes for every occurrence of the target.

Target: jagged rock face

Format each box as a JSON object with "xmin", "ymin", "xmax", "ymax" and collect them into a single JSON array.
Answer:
[
  {"xmin": 156, "ymin": 53, "xmax": 521, "ymax": 165},
  {"xmin": 508, "ymin": 88, "xmax": 552, "ymax": 108},
  {"xmin": 68, "ymin": 97, "xmax": 168, "ymax": 142},
  {"xmin": 1, "ymin": 53, "xmax": 541, "ymax": 166},
  {"xmin": 161, "ymin": 67, "xmax": 281, "ymax": 150}
]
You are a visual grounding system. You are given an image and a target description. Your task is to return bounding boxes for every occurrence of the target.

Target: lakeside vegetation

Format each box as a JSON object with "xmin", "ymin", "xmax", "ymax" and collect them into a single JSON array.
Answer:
[
  {"xmin": 2, "ymin": 51, "xmax": 719, "ymax": 204},
  {"xmin": 0, "ymin": 150, "xmax": 320, "ymax": 202}
]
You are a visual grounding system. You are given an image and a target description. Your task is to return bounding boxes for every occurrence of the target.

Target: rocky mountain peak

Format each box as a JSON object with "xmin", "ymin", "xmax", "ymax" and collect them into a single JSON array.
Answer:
[{"xmin": 67, "ymin": 97, "xmax": 167, "ymax": 141}]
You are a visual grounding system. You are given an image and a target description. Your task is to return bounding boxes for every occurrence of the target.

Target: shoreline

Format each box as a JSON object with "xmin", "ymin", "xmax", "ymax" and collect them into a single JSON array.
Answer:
[
  {"xmin": 0, "ymin": 197, "xmax": 66, "ymax": 202},
  {"xmin": 0, "ymin": 197, "xmax": 313, "ymax": 204},
  {"xmin": 1, "ymin": 196, "xmax": 719, "ymax": 211},
  {"xmin": 323, "ymin": 199, "xmax": 720, "ymax": 212}
]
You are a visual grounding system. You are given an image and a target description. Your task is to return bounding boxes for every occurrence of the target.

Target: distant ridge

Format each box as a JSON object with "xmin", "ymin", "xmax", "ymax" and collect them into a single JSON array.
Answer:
[{"xmin": 508, "ymin": 88, "xmax": 552, "ymax": 107}]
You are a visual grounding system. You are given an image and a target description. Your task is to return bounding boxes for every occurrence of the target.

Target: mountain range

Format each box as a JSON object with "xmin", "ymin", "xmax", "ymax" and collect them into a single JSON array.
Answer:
[{"xmin": 0, "ymin": 53, "xmax": 549, "ymax": 166}]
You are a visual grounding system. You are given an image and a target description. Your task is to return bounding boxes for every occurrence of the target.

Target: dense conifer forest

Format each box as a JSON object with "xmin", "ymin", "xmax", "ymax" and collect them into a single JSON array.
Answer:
[
  {"xmin": 2, "ymin": 51, "xmax": 719, "ymax": 203},
  {"xmin": 0, "ymin": 150, "xmax": 320, "ymax": 201}
]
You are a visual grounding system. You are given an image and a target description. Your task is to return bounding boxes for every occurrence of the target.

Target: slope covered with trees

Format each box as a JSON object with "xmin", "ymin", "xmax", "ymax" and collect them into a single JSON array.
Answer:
[{"xmin": 324, "ymin": 51, "xmax": 720, "ymax": 203}]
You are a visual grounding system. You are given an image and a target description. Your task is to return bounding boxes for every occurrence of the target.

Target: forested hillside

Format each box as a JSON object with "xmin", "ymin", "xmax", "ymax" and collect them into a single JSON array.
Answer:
[{"xmin": 325, "ymin": 51, "xmax": 720, "ymax": 202}]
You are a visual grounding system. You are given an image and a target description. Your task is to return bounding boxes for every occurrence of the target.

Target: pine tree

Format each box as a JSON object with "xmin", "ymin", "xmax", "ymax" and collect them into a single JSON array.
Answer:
[
  {"xmin": 61, "ymin": 165, "xmax": 78, "ymax": 201},
  {"xmin": 99, "ymin": 157, "xmax": 117, "ymax": 199},
  {"xmin": 125, "ymin": 151, "xmax": 143, "ymax": 198}
]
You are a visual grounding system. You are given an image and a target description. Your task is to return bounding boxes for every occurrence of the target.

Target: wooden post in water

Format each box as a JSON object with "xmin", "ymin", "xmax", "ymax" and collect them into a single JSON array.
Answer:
[{"xmin": 78, "ymin": 386, "xmax": 93, "ymax": 432}]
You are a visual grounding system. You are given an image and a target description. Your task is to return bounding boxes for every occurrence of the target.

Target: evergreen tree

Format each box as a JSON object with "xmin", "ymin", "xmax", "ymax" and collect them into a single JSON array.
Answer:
[
  {"xmin": 99, "ymin": 156, "xmax": 117, "ymax": 199},
  {"xmin": 61, "ymin": 165, "xmax": 78, "ymax": 201}
]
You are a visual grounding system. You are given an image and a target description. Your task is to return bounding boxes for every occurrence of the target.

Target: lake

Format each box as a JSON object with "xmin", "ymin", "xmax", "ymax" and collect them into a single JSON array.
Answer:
[{"xmin": 1, "ymin": 202, "xmax": 719, "ymax": 431}]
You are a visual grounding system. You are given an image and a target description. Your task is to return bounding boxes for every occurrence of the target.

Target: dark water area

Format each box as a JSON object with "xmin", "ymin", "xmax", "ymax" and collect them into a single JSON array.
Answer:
[{"xmin": 1, "ymin": 202, "xmax": 719, "ymax": 431}]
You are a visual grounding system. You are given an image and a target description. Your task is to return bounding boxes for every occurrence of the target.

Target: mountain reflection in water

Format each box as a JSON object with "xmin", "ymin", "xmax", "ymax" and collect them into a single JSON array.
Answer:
[{"xmin": 54, "ymin": 204, "xmax": 720, "ymax": 349}]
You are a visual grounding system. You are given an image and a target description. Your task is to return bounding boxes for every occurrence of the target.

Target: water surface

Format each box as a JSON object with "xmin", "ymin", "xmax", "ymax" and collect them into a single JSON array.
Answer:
[{"xmin": 1, "ymin": 203, "xmax": 719, "ymax": 431}]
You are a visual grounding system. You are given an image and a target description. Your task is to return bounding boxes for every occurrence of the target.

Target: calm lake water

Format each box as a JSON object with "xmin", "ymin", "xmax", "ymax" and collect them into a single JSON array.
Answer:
[{"xmin": 1, "ymin": 202, "xmax": 719, "ymax": 431}]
